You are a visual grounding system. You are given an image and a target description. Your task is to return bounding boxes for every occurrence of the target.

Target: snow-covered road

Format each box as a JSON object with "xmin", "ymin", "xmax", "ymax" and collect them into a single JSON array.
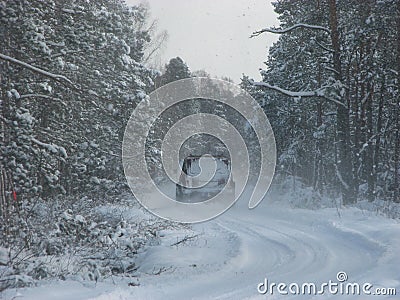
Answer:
[
  {"xmin": 4, "ymin": 191, "xmax": 400, "ymax": 299},
  {"xmin": 128, "ymin": 192, "xmax": 399, "ymax": 300}
]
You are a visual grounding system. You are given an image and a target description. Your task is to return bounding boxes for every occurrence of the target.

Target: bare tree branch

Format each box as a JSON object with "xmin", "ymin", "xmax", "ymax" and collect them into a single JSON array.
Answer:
[
  {"xmin": 315, "ymin": 40, "xmax": 334, "ymax": 52},
  {"xmin": 251, "ymin": 23, "xmax": 330, "ymax": 38},
  {"xmin": 143, "ymin": 30, "xmax": 168, "ymax": 64},
  {"xmin": 0, "ymin": 53, "xmax": 109, "ymax": 109},
  {"xmin": 170, "ymin": 234, "xmax": 200, "ymax": 247},
  {"xmin": 250, "ymin": 80, "xmax": 346, "ymax": 107},
  {"xmin": 0, "ymin": 53, "xmax": 72, "ymax": 84}
]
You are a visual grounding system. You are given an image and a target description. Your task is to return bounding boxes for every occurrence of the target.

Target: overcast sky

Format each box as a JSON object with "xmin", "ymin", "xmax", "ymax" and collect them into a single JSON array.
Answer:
[{"xmin": 126, "ymin": 0, "xmax": 279, "ymax": 82}]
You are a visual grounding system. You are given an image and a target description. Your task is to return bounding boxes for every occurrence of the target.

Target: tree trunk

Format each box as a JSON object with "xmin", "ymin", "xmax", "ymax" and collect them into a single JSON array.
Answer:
[
  {"xmin": 373, "ymin": 78, "xmax": 384, "ymax": 199},
  {"xmin": 365, "ymin": 84, "xmax": 375, "ymax": 201},
  {"xmin": 329, "ymin": 0, "xmax": 356, "ymax": 204},
  {"xmin": 362, "ymin": 0, "xmax": 376, "ymax": 202}
]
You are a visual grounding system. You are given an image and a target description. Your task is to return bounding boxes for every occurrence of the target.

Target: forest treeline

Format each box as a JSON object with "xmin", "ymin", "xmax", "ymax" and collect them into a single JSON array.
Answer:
[
  {"xmin": 1, "ymin": 0, "xmax": 156, "ymax": 202},
  {"xmin": 0, "ymin": 0, "xmax": 167, "ymax": 250},
  {"xmin": 0, "ymin": 0, "xmax": 191, "ymax": 285},
  {"xmin": 243, "ymin": 0, "xmax": 400, "ymax": 205}
]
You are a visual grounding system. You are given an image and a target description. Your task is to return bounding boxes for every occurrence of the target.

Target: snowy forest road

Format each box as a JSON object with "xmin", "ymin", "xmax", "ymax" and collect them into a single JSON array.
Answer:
[
  {"xmin": 5, "ymin": 191, "xmax": 400, "ymax": 300},
  {"xmin": 114, "ymin": 190, "xmax": 400, "ymax": 300}
]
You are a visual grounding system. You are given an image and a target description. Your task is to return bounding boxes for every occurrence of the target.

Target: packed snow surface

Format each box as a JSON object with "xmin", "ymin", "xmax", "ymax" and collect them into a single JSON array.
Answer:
[{"xmin": 3, "ymin": 189, "xmax": 400, "ymax": 299}]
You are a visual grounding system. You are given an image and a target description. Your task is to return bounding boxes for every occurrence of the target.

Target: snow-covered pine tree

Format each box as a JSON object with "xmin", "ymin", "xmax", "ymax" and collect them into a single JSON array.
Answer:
[
  {"xmin": 159, "ymin": 56, "xmax": 191, "ymax": 86},
  {"xmin": 0, "ymin": 0, "xmax": 158, "ymax": 248},
  {"xmin": 245, "ymin": 0, "xmax": 400, "ymax": 204}
]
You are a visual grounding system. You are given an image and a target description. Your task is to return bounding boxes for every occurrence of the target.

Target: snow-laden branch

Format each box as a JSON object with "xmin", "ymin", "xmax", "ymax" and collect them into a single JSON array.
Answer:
[
  {"xmin": 251, "ymin": 80, "xmax": 346, "ymax": 107},
  {"xmin": 31, "ymin": 138, "xmax": 67, "ymax": 158},
  {"xmin": 1, "ymin": 53, "xmax": 103, "ymax": 108},
  {"xmin": 251, "ymin": 23, "xmax": 330, "ymax": 38},
  {"xmin": 0, "ymin": 53, "xmax": 72, "ymax": 84},
  {"xmin": 325, "ymin": 66, "xmax": 340, "ymax": 75},
  {"xmin": 315, "ymin": 40, "xmax": 334, "ymax": 53},
  {"xmin": 253, "ymin": 81, "xmax": 319, "ymax": 97}
]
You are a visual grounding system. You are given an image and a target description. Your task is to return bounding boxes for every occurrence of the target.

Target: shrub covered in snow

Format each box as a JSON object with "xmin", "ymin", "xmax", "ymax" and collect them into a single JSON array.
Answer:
[{"xmin": 0, "ymin": 194, "xmax": 182, "ymax": 291}]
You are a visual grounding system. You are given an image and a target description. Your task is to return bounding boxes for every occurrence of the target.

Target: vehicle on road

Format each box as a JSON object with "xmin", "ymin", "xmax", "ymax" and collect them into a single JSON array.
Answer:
[{"xmin": 176, "ymin": 155, "xmax": 235, "ymax": 202}]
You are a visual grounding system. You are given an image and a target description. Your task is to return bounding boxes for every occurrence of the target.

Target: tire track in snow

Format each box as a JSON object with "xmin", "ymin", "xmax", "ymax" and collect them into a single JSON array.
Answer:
[{"xmin": 183, "ymin": 202, "xmax": 388, "ymax": 299}]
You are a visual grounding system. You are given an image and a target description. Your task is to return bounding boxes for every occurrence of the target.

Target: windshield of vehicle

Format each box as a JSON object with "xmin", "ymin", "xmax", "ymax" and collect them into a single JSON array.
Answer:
[{"xmin": 182, "ymin": 156, "xmax": 230, "ymax": 182}]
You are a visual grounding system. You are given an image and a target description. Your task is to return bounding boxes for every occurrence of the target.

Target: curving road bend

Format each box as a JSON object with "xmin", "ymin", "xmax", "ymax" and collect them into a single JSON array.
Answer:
[{"xmin": 127, "ymin": 191, "xmax": 400, "ymax": 300}]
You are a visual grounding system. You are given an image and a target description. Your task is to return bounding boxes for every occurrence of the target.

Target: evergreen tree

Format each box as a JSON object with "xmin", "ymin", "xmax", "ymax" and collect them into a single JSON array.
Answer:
[
  {"xmin": 158, "ymin": 56, "xmax": 191, "ymax": 86},
  {"xmin": 0, "ymin": 0, "xmax": 157, "ymax": 245},
  {"xmin": 245, "ymin": 0, "xmax": 400, "ymax": 204}
]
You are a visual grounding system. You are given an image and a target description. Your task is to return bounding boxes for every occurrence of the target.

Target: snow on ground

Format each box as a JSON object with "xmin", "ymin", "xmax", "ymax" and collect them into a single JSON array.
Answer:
[{"xmin": 2, "ymin": 187, "xmax": 400, "ymax": 300}]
